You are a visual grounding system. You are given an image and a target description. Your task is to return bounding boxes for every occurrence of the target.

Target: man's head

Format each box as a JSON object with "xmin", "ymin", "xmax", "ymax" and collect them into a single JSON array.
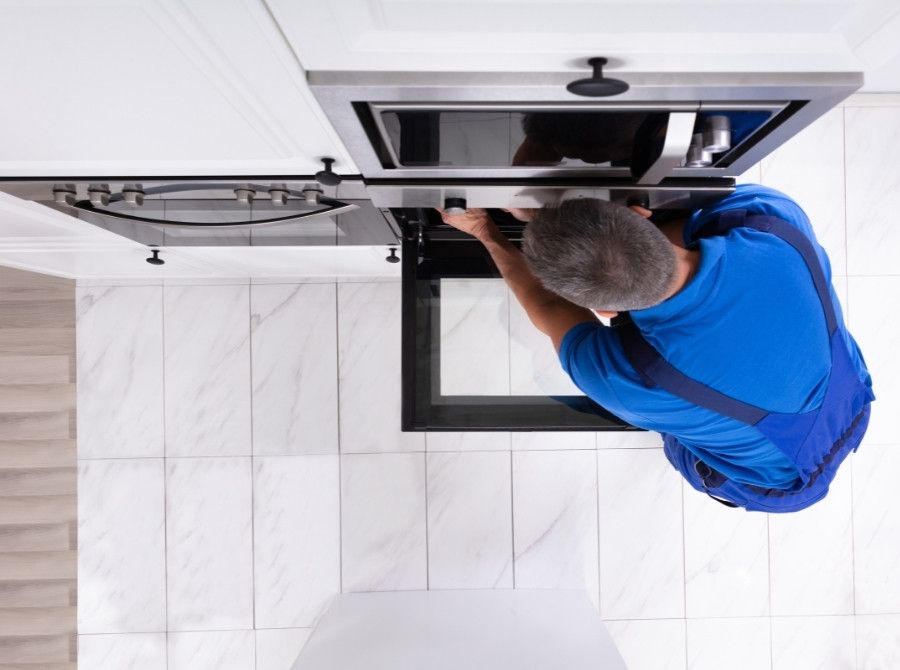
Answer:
[{"xmin": 522, "ymin": 199, "xmax": 678, "ymax": 313}]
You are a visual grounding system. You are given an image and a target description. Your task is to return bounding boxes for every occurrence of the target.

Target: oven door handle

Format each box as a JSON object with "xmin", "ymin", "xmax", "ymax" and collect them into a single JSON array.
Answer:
[{"xmin": 634, "ymin": 111, "xmax": 697, "ymax": 185}]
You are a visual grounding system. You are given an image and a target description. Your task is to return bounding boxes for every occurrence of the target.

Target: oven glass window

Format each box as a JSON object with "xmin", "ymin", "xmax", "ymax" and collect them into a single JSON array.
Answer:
[
  {"xmin": 401, "ymin": 226, "xmax": 630, "ymax": 431},
  {"xmin": 439, "ymin": 278, "xmax": 583, "ymax": 397},
  {"xmin": 378, "ymin": 108, "xmax": 777, "ymax": 170},
  {"xmin": 381, "ymin": 110, "xmax": 668, "ymax": 169}
]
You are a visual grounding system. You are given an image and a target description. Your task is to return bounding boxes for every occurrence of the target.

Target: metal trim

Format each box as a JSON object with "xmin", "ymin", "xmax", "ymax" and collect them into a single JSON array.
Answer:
[
  {"xmin": 310, "ymin": 70, "xmax": 862, "ymax": 181},
  {"xmin": 635, "ymin": 112, "xmax": 697, "ymax": 185},
  {"xmin": 72, "ymin": 197, "xmax": 357, "ymax": 228}
]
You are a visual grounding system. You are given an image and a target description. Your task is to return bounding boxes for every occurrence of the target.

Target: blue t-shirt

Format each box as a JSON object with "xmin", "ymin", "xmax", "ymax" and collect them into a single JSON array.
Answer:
[{"xmin": 559, "ymin": 184, "xmax": 871, "ymax": 489}]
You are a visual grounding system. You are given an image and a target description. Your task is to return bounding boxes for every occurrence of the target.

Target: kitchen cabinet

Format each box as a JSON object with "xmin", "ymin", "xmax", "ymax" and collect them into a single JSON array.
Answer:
[
  {"xmin": 0, "ymin": 0, "xmax": 356, "ymax": 177},
  {"xmin": 269, "ymin": 0, "xmax": 900, "ymax": 91}
]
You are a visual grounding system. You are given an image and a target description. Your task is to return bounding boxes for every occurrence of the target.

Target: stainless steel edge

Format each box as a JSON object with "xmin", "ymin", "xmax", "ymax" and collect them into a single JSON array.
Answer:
[
  {"xmin": 636, "ymin": 112, "xmax": 698, "ymax": 185},
  {"xmin": 309, "ymin": 70, "xmax": 863, "ymax": 182}
]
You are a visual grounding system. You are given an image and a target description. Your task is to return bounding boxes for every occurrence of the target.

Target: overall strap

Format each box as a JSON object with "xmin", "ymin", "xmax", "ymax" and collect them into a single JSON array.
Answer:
[
  {"xmin": 613, "ymin": 313, "xmax": 768, "ymax": 425},
  {"xmin": 614, "ymin": 207, "xmax": 837, "ymax": 426},
  {"xmin": 697, "ymin": 209, "xmax": 838, "ymax": 336}
]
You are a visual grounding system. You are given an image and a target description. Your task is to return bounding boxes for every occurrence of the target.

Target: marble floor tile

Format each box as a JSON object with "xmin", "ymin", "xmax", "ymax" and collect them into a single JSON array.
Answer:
[
  {"xmin": 164, "ymin": 285, "xmax": 251, "ymax": 456},
  {"xmin": 337, "ymin": 282, "xmax": 423, "ymax": 453},
  {"xmin": 78, "ymin": 633, "xmax": 167, "ymax": 670},
  {"xmin": 167, "ymin": 630, "xmax": 255, "ymax": 670},
  {"xmin": 513, "ymin": 450, "xmax": 599, "ymax": 608},
  {"xmin": 847, "ymin": 277, "xmax": 899, "ymax": 445},
  {"xmin": 76, "ymin": 286, "xmax": 163, "ymax": 458},
  {"xmin": 686, "ymin": 617, "xmax": 771, "ymax": 670},
  {"xmin": 439, "ymin": 278, "xmax": 510, "ymax": 396},
  {"xmin": 254, "ymin": 455, "xmax": 341, "ymax": 628},
  {"xmin": 683, "ymin": 491, "xmax": 769, "ymax": 618},
  {"xmin": 737, "ymin": 164, "xmax": 762, "ymax": 184},
  {"xmin": 511, "ymin": 431, "xmax": 595, "ymax": 451},
  {"xmin": 595, "ymin": 430, "xmax": 662, "ymax": 449},
  {"xmin": 256, "ymin": 628, "xmax": 312, "ymax": 670},
  {"xmin": 341, "ymin": 453, "xmax": 427, "ymax": 592},
  {"xmin": 769, "ymin": 463, "xmax": 854, "ymax": 615},
  {"xmin": 508, "ymin": 293, "xmax": 582, "ymax": 396},
  {"xmin": 251, "ymin": 283, "xmax": 338, "ymax": 455},
  {"xmin": 856, "ymin": 614, "xmax": 900, "ymax": 670},
  {"xmin": 166, "ymin": 458, "xmax": 253, "ymax": 631},
  {"xmin": 597, "ymin": 449, "xmax": 684, "ymax": 619},
  {"xmin": 853, "ymin": 445, "xmax": 900, "ymax": 614},
  {"xmin": 605, "ymin": 619, "xmax": 687, "ymax": 670},
  {"xmin": 845, "ymin": 107, "xmax": 900, "ymax": 276},
  {"xmin": 77, "ymin": 459, "xmax": 166, "ymax": 634},
  {"xmin": 771, "ymin": 615, "xmax": 856, "ymax": 670},
  {"xmin": 761, "ymin": 107, "xmax": 847, "ymax": 273},
  {"xmin": 425, "ymin": 431, "xmax": 511, "ymax": 451},
  {"xmin": 426, "ymin": 451, "xmax": 513, "ymax": 589}
]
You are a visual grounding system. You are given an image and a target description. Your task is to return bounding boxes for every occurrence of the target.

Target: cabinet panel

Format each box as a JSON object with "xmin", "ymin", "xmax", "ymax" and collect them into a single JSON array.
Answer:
[
  {"xmin": 269, "ymin": 0, "xmax": 859, "ymax": 74},
  {"xmin": 0, "ymin": 0, "xmax": 355, "ymax": 176}
]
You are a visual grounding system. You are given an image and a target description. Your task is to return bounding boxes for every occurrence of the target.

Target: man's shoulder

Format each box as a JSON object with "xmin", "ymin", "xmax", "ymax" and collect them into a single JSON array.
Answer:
[{"xmin": 687, "ymin": 184, "xmax": 815, "ymax": 245}]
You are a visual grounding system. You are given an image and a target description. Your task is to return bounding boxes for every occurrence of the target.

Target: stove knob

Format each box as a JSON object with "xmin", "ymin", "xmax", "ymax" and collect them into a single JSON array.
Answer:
[
  {"xmin": 88, "ymin": 184, "xmax": 111, "ymax": 207},
  {"xmin": 443, "ymin": 197, "xmax": 467, "ymax": 215},
  {"xmin": 122, "ymin": 184, "xmax": 145, "ymax": 207},
  {"xmin": 234, "ymin": 184, "xmax": 255, "ymax": 206},
  {"xmin": 269, "ymin": 185, "xmax": 289, "ymax": 206},
  {"xmin": 302, "ymin": 185, "xmax": 323, "ymax": 205},
  {"xmin": 51, "ymin": 183, "xmax": 76, "ymax": 206}
]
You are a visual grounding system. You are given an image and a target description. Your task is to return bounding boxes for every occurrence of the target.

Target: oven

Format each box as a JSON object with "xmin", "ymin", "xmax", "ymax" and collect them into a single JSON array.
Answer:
[{"xmin": 309, "ymin": 67, "xmax": 862, "ymax": 432}]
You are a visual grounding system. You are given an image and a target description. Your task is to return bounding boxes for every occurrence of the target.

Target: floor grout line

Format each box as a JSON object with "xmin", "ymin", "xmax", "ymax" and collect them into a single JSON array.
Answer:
[
  {"xmin": 424, "ymin": 449, "xmax": 430, "ymax": 590},
  {"xmin": 509, "ymin": 449, "xmax": 516, "ymax": 590},
  {"xmin": 161, "ymin": 285, "xmax": 171, "ymax": 670},
  {"xmin": 248, "ymin": 284, "xmax": 258, "ymax": 643},
  {"xmin": 335, "ymin": 282, "xmax": 344, "ymax": 596}
]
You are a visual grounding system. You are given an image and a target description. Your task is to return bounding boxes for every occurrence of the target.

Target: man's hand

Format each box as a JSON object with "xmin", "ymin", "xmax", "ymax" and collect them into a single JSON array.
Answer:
[
  {"xmin": 436, "ymin": 208, "xmax": 497, "ymax": 241},
  {"xmin": 437, "ymin": 205, "xmax": 594, "ymax": 352}
]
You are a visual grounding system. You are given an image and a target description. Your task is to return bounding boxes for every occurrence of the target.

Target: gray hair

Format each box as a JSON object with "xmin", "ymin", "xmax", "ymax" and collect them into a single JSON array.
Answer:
[{"xmin": 522, "ymin": 199, "xmax": 677, "ymax": 311}]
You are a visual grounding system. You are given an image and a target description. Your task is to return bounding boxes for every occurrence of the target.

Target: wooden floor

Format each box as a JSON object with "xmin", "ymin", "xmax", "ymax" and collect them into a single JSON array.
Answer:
[{"xmin": 0, "ymin": 266, "xmax": 77, "ymax": 669}]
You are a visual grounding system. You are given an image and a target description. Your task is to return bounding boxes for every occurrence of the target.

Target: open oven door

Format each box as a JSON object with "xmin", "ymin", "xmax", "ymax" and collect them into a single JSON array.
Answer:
[{"xmin": 399, "ymin": 207, "xmax": 634, "ymax": 431}]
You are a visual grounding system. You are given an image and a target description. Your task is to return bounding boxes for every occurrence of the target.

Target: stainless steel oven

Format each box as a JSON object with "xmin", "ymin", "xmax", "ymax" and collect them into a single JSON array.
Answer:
[
  {"xmin": 310, "ymin": 67, "xmax": 862, "ymax": 432},
  {"xmin": 309, "ymin": 69, "xmax": 860, "ymax": 185}
]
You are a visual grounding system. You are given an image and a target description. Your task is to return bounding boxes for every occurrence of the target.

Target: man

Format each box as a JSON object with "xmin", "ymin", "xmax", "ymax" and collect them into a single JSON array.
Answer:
[{"xmin": 438, "ymin": 185, "xmax": 873, "ymax": 512}]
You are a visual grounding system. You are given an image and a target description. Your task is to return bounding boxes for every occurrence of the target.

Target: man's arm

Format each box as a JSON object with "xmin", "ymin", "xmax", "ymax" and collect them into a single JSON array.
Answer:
[{"xmin": 437, "ymin": 208, "xmax": 596, "ymax": 352}]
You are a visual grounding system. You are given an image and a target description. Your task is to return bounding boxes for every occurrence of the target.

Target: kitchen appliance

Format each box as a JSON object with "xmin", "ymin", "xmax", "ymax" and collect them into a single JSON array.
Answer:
[
  {"xmin": 308, "ymin": 66, "xmax": 861, "ymax": 431},
  {"xmin": 0, "ymin": 179, "xmax": 400, "ymax": 249}
]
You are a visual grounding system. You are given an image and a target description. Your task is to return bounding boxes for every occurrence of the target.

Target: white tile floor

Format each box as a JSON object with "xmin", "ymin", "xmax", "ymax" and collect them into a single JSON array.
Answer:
[{"xmin": 75, "ymin": 101, "xmax": 900, "ymax": 670}]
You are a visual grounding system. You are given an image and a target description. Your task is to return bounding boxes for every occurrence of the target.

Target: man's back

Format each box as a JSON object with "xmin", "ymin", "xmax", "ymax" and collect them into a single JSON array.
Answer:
[{"xmin": 558, "ymin": 185, "xmax": 872, "ymax": 489}]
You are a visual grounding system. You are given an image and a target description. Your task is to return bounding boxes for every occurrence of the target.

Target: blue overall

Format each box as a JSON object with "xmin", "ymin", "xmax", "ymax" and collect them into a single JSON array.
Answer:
[{"xmin": 614, "ymin": 209, "xmax": 875, "ymax": 513}]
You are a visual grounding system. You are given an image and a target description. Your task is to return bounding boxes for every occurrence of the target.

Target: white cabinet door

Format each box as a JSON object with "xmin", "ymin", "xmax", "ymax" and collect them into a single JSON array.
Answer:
[
  {"xmin": 0, "ymin": 192, "xmax": 135, "ymax": 251},
  {"xmin": 0, "ymin": 0, "xmax": 355, "ymax": 177},
  {"xmin": 0, "ymin": 192, "xmax": 220, "ymax": 279},
  {"xmin": 268, "ymin": 0, "xmax": 898, "ymax": 80},
  {"xmin": 0, "ymin": 246, "xmax": 226, "ymax": 281}
]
